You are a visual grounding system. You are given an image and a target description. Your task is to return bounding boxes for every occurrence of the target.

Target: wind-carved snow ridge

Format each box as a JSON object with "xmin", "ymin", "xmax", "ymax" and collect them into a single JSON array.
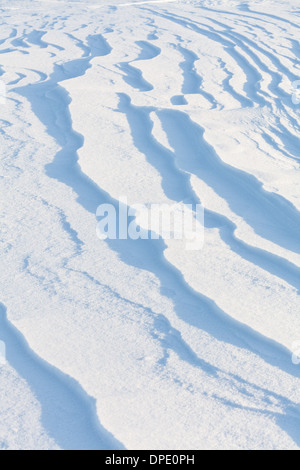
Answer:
[
  {"xmin": 117, "ymin": 40, "xmax": 160, "ymax": 91},
  {"xmin": 1, "ymin": 0, "xmax": 300, "ymax": 450},
  {"xmin": 116, "ymin": 93, "xmax": 300, "ymax": 292},
  {"xmin": 0, "ymin": 303, "xmax": 124, "ymax": 450},
  {"xmin": 15, "ymin": 28, "xmax": 299, "ymax": 376}
]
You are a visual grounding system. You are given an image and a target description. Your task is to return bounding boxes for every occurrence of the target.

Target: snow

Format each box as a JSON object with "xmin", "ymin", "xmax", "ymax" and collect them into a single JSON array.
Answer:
[{"xmin": 0, "ymin": 0, "xmax": 299, "ymax": 450}]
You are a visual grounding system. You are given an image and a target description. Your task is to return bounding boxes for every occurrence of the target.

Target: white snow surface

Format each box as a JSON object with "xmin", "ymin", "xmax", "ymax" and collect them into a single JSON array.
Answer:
[{"xmin": 0, "ymin": 0, "xmax": 300, "ymax": 450}]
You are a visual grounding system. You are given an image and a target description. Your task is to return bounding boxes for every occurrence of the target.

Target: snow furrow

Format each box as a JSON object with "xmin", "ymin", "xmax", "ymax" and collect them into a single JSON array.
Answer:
[
  {"xmin": 1, "ymin": 0, "xmax": 299, "ymax": 450},
  {"xmin": 0, "ymin": 303, "xmax": 124, "ymax": 450}
]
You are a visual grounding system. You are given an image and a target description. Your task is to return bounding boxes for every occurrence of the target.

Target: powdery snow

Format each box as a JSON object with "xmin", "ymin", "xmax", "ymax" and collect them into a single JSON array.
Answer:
[{"xmin": 0, "ymin": 0, "xmax": 299, "ymax": 450}]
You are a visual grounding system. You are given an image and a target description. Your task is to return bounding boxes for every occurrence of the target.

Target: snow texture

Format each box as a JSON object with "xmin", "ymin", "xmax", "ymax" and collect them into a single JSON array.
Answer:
[{"xmin": 0, "ymin": 0, "xmax": 299, "ymax": 450}]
